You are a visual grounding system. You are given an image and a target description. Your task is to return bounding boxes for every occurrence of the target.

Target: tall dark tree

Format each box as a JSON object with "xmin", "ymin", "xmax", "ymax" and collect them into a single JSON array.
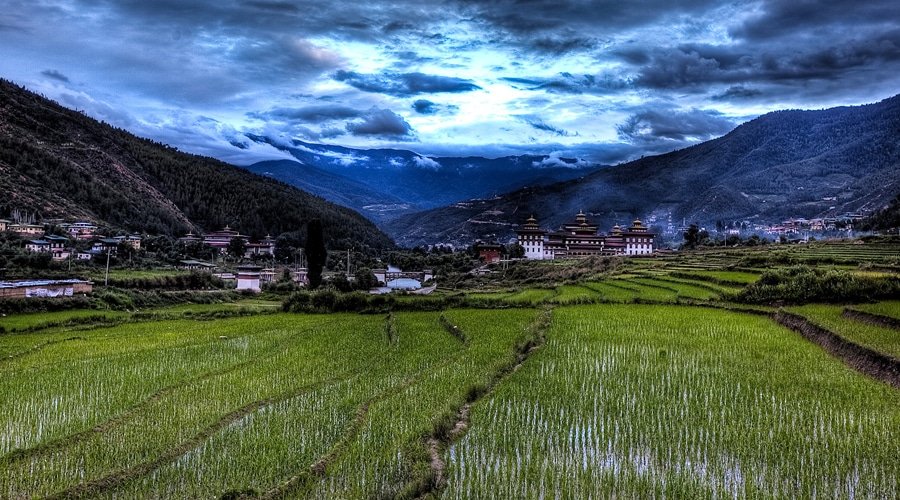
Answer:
[
  {"xmin": 227, "ymin": 237, "xmax": 246, "ymax": 261},
  {"xmin": 306, "ymin": 219, "xmax": 327, "ymax": 289},
  {"xmin": 683, "ymin": 224, "xmax": 701, "ymax": 249}
]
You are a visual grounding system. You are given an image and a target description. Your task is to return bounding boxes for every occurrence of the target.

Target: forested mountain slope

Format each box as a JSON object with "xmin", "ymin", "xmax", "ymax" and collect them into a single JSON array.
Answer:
[
  {"xmin": 0, "ymin": 80, "xmax": 394, "ymax": 251},
  {"xmin": 386, "ymin": 95, "xmax": 900, "ymax": 246}
]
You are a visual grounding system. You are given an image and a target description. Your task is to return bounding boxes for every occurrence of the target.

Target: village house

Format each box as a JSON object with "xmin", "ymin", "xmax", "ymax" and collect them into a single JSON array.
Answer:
[
  {"xmin": 59, "ymin": 221, "xmax": 98, "ymax": 240},
  {"xmin": 8, "ymin": 223, "xmax": 45, "ymax": 237},
  {"xmin": 91, "ymin": 238, "xmax": 121, "ymax": 255},
  {"xmin": 24, "ymin": 235, "xmax": 71, "ymax": 260},
  {"xmin": 0, "ymin": 219, "xmax": 9, "ymax": 232},
  {"xmin": 474, "ymin": 242, "xmax": 503, "ymax": 264},
  {"xmin": 112, "ymin": 234, "xmax": 142, "ymax": 250},
  {"xmin": 516, "ymin": 212, "xmax": 656, "ymax": 260}
]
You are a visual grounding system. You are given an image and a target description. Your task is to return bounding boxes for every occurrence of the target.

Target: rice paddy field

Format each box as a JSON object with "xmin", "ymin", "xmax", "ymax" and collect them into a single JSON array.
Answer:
[{"xmin": 1, "ymin": 239, "xmax": 898, "ymax": 498}]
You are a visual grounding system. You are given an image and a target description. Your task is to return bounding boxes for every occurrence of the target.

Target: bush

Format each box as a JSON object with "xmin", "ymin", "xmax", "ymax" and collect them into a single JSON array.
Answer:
[{"xmin": 736, "ymin": 265, "xmax": 900, "ymax": 304}]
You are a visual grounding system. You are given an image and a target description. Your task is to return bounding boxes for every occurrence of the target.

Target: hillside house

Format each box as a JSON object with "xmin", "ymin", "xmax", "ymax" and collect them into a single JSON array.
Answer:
[
  {"xmin": 25, "ymin": 235, "xmax": 70, "ymax": 260},
  {"xmin": 60, "ymin": 222, "xmax": 98, "ymax": 240},
  {"xmin": 91, "ymin": 238, "xmax": 120, "ymax": 255},
  {"xmin": 0, "ymin": 219, "xmax": 9, "ymax": 232},
  {"xmin": 475, "ymin": 242, "xmax": 503, "ymax": 264},
  {"xmin": 112, "ymin": 234, "xmax": 142, "ymax": 250},
  {"xmin": 9, "ymin": 223, "xmax": 44, "ymax": 237}
]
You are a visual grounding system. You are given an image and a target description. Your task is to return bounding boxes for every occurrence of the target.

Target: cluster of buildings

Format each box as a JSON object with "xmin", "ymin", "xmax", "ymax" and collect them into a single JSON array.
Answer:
[
  {"xmin": 515, "ymin": 212, "xmax": 656, "ymax": 260},
  {"xmin": 177, "ymin": 226, "xmax": 275, "ymax": 258},
  {"xmin": 1, "ymin": 218, "xmax": 143, "ymax": 261},
  {"xmin": 761, "ymin": 214, "xmax": 866, "ymax": 235}
]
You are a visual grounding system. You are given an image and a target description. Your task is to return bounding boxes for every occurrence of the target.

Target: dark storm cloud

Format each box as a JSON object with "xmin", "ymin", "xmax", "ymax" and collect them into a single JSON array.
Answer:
[
  {"xmin": 244, "ymin": 1, "xmax": 301, "ymax": 14},
  {"xmin": 333, "ymin": 70, "xmax": 481, "ymax": 96},
  {"xmin": 630, "ymin": 31, "xmax": 900, "ymax": 92},
  {"xmin": 346, "ymin": 108, "xmax": 415, "ymax": 139},
  {"xmin": 253, "ymin": 105, "xmax": 365, "ymax": 123},
  {"xmin": 412, "ymin": 99, "xmax": 437, "ymax": 114},
  {"xmin": 520, "ymin": 116, "xmax": 575, "ymax": 137},
  {"xmin": 501, "ymin": 73, "xmax": 629, "ymax": 94},
  {"xmin": 41, "ymin": 69, "xmax": 69, "ymax": 83},
  {"xmin": 411, "ymin": 99, "xmax": 458, "ymax": 115},
  {"xmin": 458, "ymin": 0, "xmax": 722, "ymax": 53},
  {"xmin": 616, "ymin": 107, "xmax": 735, "ymax": 144},
  {"xmin": 732, "ymin": 0, "xmax": 900, "ymax": 40},
  {"xmin": 712, "ymin": 86, "xmax": 763, "ymax": 100}
]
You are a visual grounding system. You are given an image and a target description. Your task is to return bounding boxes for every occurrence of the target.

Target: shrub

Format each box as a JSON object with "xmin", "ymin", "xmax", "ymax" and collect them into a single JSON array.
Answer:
[{"xmin": 736, "ymin": 265, "xmax": 900, "ymax": 304}]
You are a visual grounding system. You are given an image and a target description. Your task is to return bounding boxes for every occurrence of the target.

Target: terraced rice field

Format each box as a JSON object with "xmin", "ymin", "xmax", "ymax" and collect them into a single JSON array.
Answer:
[
  {"xmin": 0, "ymin": 310, "xmax": 543, "ymax": 498},
  {"xmin": 443, "ymin": 305, "xmax": 900, "ymax": 498},
  {"xmin": 2, "ymin": 297, "xmax": 898, "ymax": 497},
  {"xmin": 853, "ymin": 301, "xmax": 900, "ymax": 321},
  {"xmin": 787, "ymin": 304, "xmax": 900, "ymax": 360}
]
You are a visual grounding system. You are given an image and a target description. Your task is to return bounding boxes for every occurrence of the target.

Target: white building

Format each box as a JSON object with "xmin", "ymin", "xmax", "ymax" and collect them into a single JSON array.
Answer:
[{"xmin": 235, "ymin": 264, "xmax": 262, "ymax": 292}]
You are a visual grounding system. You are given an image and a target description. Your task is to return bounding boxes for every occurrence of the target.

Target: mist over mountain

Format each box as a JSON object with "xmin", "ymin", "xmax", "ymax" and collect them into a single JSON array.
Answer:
[
  {"xmin": 384, "ymin": 95, "xmax": 900, "ymax": 247},
  {"xmin": 243, "ymin": 137, "xmax": 601, "ymax": 222},
  {"xmin": 0, "ymin": 79, "xmax": 394, "ymax": 251}
]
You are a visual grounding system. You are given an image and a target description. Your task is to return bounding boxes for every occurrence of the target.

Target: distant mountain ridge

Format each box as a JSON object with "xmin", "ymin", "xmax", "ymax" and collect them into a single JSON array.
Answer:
[
  {"xmin": 0, "ymin": 79, "xmax": 394, "ymax": 251},
  {"xmin": 385, "ymin": 95, "xmax": 900, "ymax": 247},
  {"xmin": 243, "ymin": 136, "xmax": 601, "ymax": 222}
]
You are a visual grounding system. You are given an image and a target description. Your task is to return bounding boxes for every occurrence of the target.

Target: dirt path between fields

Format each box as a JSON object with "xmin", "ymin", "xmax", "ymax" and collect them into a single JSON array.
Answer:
[
  {"xmin": 842, "ymin": 308, "xmax": 900, "ymax": 330},
  {"xmin": 773, "ymin": 310, "xmax": 900, "ymax": 389},
  {"xmin": 44, "ymin": 373, "xmax": 354, "ymax": 500},
  {"xmin": 260, "ymin": 350, "xmax": 468, "ymax": 500},
  {"xmin": 410, "ymin": 307, "xmax": 553, "ymax": 499},
  {"xmin": 0, "ymin": 320, "xmax": 338, "ymax": 467}
]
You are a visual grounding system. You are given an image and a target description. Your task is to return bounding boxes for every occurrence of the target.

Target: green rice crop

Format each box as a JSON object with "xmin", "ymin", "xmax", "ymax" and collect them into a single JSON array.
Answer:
[
  {"xmin": 504, "ymin": 288, "xmax": 556, "ymax": 305},
  {"xmin": 0, "ymin": 309, "xmax": 127, "ymax": 333},
  {"xmin": 852, "ymin": 300, "xmax": 900, "ymax": 321},
  {"xmin": 582, "ymin": 282, "xmax": 637, "ymax": 302},
  {"xmin": 675, "ymin": 270, "xmax": 761, "ymax": 285},
  {"xmin": 443, "ymin": 305, "xmax": 900, "ymax": 498},
  {"xmin": 549, "ymin": 285, "xmax": 600, "ymax": 304},
  {"xmin": 787, "ymin": 304, "xmax": 900, "ymax": 360},
  {"xmin": 0, "ymin": 314, "xmax": 364, "ymax": 496}
]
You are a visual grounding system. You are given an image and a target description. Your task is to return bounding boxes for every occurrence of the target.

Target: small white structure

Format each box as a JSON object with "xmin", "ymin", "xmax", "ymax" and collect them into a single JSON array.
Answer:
[
  {"xmin": 235, "ymin": 265, "xmax": 262, "ymax": 292},
  {"xmin": 387, "ymin": 278, "xmax": 422, "ymax": 290}
]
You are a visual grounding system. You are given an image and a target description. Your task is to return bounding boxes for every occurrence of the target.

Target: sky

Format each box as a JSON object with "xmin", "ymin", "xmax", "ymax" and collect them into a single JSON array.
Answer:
[{"xmin": 1, "ymin": 0, "xmax": 899, "ymax": 166}]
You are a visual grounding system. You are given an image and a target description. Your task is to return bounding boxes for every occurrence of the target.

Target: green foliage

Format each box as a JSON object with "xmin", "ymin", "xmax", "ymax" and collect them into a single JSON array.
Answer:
[
  {"xmin": 353, "ymin": 267, "xmax": 378, "ymax": 291},
  {"xmin": 106, "ymin": 272, "xmax": 225, "ymax": 290},
  {"xmin": 737, "ymin": 265, "xmax": 900, "ymax": 304},
  {"xmin": 226, "ymin": 238, "xmax": 246, "ymax": 260}
]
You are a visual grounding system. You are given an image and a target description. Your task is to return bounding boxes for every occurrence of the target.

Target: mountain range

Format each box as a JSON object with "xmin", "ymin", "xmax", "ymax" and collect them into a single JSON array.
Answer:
[
  {"xmin": 0, "ymin": 79, "xmax": 394, "ymax": 252},
  {"xmin": 242, "ymin": 138, "xmax": 598, "ymax": 222},
  {"xmin": 383, "ymin": 95, "xmax": 900, "ymax": 247},
  {"xmin": 3, "ymin": 77, "xmax": 897, "ymax": 252}
]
